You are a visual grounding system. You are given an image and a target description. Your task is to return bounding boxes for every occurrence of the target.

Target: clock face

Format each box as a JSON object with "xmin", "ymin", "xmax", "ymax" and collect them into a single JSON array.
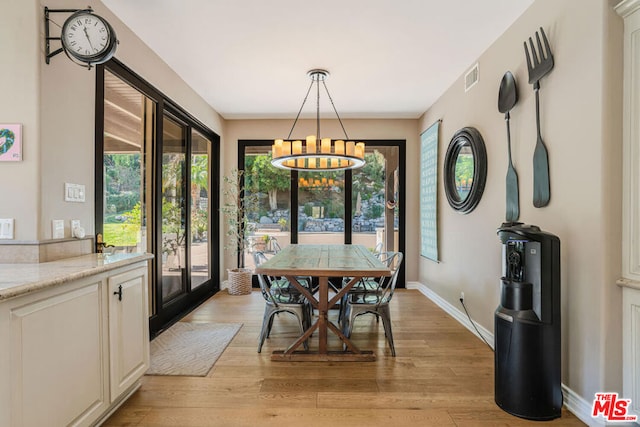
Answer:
[{"xmin": 61, "ymin": 11, "xmax": 117, "ymax": 64}]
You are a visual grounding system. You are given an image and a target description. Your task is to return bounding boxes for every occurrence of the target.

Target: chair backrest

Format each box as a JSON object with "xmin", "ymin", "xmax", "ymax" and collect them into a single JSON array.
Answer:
[
  {"xmin": 253, "ymin": 251, "xmax": 274, "ymax": 302},
  {"xmin": 271, "ymin": 239, "xmax": 282, "ymax": 253},
  {"xmin": 253, "ymin": 251, "xmax": 269, "ymax": 267},
  {"xmin": 254, "ymin": 251, "xmax": 290, "ymax": 306},
  {"xmin": 377, "ymin": 251, "xmax": 397, "ymax": 266},
  {"xmin": 378, "ymin": 252, "xmax": 403, "ymax": 305},
  {"xmin": 373, "ymin": 242, "xmax": 384, "ymax": 256},
  {"xmin": 368, "ymin": 251, "xmax": 399, "ymax": 284}
]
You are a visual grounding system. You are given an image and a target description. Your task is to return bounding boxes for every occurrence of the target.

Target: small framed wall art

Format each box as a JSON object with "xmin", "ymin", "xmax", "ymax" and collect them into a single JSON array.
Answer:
[{"xmin": 0, "ymin": 124, "xmax": 22, "ymax": 162}]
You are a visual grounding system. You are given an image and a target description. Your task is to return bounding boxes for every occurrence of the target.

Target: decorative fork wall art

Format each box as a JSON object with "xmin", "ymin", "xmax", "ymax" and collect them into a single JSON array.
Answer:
[{"xmin": 524, "ymin": 27, "xmax": 555, "ymax": 208}]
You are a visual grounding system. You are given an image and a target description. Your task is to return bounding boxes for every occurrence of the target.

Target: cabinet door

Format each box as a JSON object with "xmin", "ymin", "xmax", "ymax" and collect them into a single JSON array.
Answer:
[
  {"xmin": 623, "ymin": 287, "xmax": 640, "ymax": 420},
  {"xmin": 108, "ymin": 267, "xmax": 150, "ymax": 401},
  {"xmin": 10, "ymin": 282, "xmax": 107, "ymax": 427}
]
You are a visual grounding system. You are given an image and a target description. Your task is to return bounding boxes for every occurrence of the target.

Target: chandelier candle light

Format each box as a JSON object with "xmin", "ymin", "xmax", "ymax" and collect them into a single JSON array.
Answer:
[{"xmin": 271, "ymin": 69, "xmax": 366, "ymax": 171}]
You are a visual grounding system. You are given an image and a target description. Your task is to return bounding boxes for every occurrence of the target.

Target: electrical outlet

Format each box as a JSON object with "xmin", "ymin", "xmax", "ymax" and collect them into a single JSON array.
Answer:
[
  {"xmin": 52, "ymin": 219, "xmax": 64, "ymax": 239},
  {"xmin": 460, "ymin": 291, "xmax": 465, "ymax": 302},
  {"xmin": 0, "ymin": 218, "xmax": 14, "ymax": 239}
]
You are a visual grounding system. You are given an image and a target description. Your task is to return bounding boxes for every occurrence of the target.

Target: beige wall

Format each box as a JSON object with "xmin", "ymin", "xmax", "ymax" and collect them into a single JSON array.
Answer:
[
  {"xmin": 419, "ymin": 0, "xmax": 623, "ymax": 400},
  {"xmin": 0, "ymin": 0, "xmax": 223, "ymax": 242},
  {"xmin": 0, "ymin": 1, "xmax": 41, "ymax": 241},
  {"xmin": 2, "ymin": 0, "xmax": 627, "ymax": 408},
  {"xmin": 223, "ymin": 119, "xmax": 420, "ymax": 281}
]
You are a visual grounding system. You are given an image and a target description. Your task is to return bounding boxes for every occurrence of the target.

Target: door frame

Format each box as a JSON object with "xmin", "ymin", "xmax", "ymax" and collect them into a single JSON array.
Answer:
[
  {"xmin": 238, "ymin": 139, "xmax": 406, "ymax": 287},
  {"xmin": 96, "ymin": 59, "xmax": 221, "ymax": 337}
]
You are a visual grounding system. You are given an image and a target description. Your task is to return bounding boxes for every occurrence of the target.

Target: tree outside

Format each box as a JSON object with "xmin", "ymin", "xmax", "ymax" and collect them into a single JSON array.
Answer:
[{"xmin": 243, "ymin": 151, "xmax": 388, "ymax": 233}]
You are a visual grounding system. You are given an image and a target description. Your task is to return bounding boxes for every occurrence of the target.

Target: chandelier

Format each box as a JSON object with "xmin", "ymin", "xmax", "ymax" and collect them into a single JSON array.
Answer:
[{"xmin": 271, "ymin": 69, "xmax": 366, "ymax": 171}]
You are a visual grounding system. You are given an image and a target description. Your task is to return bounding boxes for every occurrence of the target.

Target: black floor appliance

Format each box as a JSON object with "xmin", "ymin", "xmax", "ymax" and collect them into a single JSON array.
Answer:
[{"xmin": 495, "ymin": 223, "xmax": 562, "ymax": 420}]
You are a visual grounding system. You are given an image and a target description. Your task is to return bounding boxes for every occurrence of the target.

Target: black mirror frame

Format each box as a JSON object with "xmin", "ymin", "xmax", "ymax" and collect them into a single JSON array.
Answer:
[{"xmin": 443, "ymin": 126, "xmax": 487, "ymax": 214}]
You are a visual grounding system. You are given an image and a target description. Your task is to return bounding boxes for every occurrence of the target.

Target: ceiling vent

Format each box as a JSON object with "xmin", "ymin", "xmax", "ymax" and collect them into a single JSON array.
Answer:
[{"xmin": 465, "ymin": 63, "xmax": 479, "ymax": 92}]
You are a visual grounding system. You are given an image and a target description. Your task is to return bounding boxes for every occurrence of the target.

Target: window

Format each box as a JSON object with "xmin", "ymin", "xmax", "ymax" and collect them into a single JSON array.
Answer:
[{"xmin": 239, "ymin": 139, "xmax": 405, "ymax": 286}]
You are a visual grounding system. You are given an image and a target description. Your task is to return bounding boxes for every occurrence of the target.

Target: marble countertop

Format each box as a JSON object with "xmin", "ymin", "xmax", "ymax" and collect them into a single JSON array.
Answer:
[{"xmin": 0, "ymin": 253, "xmax": 153, "ymax": 301}]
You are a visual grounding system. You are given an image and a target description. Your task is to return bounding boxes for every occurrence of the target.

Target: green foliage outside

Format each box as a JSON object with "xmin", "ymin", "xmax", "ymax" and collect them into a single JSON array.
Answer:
[
  {"xmin": 103, "ymin": 152, "xmax": 210, "ymax": 252},
  {"xmin": 104, "ymin": 223, "xmax": 140, "ymax": 247},
  {"xmin": 304, "ymin": 203, "xmax": 314, "ymax": 217},
  {"xmin": 244, "ymin": 151, "xmax": 387, "ymax": 222},
  {"xmin": 103, "ymin": 154, "xmax": 142, "ymax": 246},
  {"xmin": 245, "ymin": 154, "xmax": 289, "ymax": 211},
  {"xmin": 353, "ymin": 152, "xmax": 385, "ymax": 201},
  {"xmin": 366, "ymin": 204, "xmax": 384, "ymax": 220},
  {"xmin": 455, "ymin": 152, "xmax": 474, "ymax": 199}
]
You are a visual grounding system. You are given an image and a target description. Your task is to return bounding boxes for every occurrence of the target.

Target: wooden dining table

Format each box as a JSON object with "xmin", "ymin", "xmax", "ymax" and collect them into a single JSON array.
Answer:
[{"xmin": 254, "ymin": 244, "xmax": 391, "ymax": 361}]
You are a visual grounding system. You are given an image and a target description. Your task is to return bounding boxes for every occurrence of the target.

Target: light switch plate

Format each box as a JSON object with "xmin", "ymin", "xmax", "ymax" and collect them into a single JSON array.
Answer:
[
  {"xmin": 52, "ymin": 219, "xmax": 64, "ymax": 239},
  {"xmin": 0, "ymin": 218, "xmax": 14, "ymax": 239},
  {"xmin": 65, "ymin": 183, "xmax": 86, "ymax": 203}
]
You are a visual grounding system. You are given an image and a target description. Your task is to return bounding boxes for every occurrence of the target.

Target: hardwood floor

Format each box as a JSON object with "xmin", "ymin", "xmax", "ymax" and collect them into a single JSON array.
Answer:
[{"xmin": 103, "ymin": 289, "xmax": 585, "ymax": 426}]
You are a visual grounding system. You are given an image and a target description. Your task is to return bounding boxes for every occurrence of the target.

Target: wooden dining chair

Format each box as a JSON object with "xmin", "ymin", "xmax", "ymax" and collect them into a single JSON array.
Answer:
[{"xmin": 340, "ymin": 252, "xmax": 403, "ymax": 356}]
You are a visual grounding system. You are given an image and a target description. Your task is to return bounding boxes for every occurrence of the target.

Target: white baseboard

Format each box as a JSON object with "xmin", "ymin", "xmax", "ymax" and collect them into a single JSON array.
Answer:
[
  {"xmin": 406, "ymin": 281, "xmax": 494, "ymax": 349},
  {"xmin": 406, "ymin": 281, "xmax": 604, "ymax": 427},
  {"xmin": 562, "ymin": 384, "xmax": 608, "ymax": 427}
]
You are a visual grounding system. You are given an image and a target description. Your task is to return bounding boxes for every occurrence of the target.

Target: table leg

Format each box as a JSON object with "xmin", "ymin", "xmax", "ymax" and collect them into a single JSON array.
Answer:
[
  {"xmin": 318, "ymin": 277, "xmax": 329, "ymax": 354},
  {"xmin": 271, "ymin": 274, "xmax": 376, "ymax": 362}
]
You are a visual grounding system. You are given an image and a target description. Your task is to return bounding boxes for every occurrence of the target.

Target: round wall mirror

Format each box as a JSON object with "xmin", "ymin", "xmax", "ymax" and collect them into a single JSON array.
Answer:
[{"xmin": 444, "ymin": 127, "xmax": 487, "ymax": 214}]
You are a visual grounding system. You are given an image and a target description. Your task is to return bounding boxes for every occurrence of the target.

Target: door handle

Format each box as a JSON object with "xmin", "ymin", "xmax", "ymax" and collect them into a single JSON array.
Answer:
[
  {"xmin": 114, "ymin": 284, "xmax": 122, "ymax": 301},
  {"xmin": 96, "ymin": 233, "xmax": 115, "ymax": 254}
]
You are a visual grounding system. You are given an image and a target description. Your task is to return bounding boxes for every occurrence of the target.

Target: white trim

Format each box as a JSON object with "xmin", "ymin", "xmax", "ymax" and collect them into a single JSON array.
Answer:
[
  {"xmin": 616, "ymin": 0, "xmax": 640, "ymax": 19},
  {"xmin": 407, "ymin": 281, "xmax": 601, "ymax": 426},
  {"xmin": 620, "ymin": 1, "xmax": 640, "ymax": 281},
  {"xmin": 624, "ymin": 288, "xmax": 640, "ymax": 423},
  {"xmin": 562, "ymin": 385, "xmax": 607, "ymax": 427}
]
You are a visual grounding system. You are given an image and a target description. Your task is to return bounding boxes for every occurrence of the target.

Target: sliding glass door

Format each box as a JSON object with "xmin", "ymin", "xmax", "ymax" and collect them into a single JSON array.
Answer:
[
  {"xmin": 297, "ymin": 170, "xmax": 345, "ymax": 245},
  {"xmin": 190, "ymin": 130, "xmax": 211, "ymax": 290},
  {"xmin": 239, "ymin": 139, "xmax": 405, "ymax": 286},
  {"xmin": 97, "ymin": 60, "xmax": 220, "ymax": 337},
  {"xmin": 160, "ymin": 115, "xmax": 187, "ymax": 303},
  {"xmin": 351, "ymin": 146, "xmax": 401, "ymax": 254}
]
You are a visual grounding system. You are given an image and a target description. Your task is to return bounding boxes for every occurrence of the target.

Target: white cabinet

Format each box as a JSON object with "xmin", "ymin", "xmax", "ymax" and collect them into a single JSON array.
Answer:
[
  {"xmin": 618, "ymin": 0, "xmax": 640, "ymax": 421},
  {"xmin": 108, "ymin": 267, "xmax": 150, "ymax": 401},
  {"xmin": 9, "ymin": 280, "xmax": 108, "ymax": 427},
  {"xmin": 0, "ymin": 259, "xmax": 150, "ymax": 427},
  {"xmin": 623, "ymin": 286, "xmax": 640, "ymax": 421}
]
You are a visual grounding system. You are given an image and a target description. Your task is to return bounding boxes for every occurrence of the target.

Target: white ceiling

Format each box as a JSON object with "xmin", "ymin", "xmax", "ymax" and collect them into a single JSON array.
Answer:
[{"xmin": 101, "ymin": 0, "xmax": 534, "ymax": 120}]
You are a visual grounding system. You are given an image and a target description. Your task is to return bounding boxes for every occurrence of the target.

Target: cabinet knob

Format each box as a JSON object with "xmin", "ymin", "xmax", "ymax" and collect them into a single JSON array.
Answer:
[{"xmin": 114, "ymin": 285, "xmax": 122, "ymax": 301}]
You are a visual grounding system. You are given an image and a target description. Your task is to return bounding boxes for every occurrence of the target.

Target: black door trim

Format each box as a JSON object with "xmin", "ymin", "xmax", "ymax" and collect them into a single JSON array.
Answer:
[
  {"xmin": 238, "ymin": 139, "xmax": 406, "ymax": 287},
  {"xmin": 96, "ymin": 58, "xmax": 221, "ymax": 337}
]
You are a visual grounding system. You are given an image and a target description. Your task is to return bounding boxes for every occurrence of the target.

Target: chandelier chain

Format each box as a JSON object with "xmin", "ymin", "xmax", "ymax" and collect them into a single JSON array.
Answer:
[
  {"xmin": 271, "ymin": 68, "xmax": 365, "ymax": 171},
  {"xmin": 322, "ymin": 79, "xmax": 350, "ymax": 140},
  {"xmin": 287, "ymin": 78, "xmax": 314, "ymax": 140}
]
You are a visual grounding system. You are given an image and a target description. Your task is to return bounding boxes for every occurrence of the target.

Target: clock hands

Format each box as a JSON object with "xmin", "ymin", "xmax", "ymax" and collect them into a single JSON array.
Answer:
[{"xmin": 83, "ymin": 27, "xmax": 96, "ymax": 52}]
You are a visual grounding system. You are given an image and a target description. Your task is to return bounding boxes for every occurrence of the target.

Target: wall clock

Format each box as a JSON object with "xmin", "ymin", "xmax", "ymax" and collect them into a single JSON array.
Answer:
[{"xmin": 60, "ymin": 10, "xmax": 118, "ymax": 67}]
